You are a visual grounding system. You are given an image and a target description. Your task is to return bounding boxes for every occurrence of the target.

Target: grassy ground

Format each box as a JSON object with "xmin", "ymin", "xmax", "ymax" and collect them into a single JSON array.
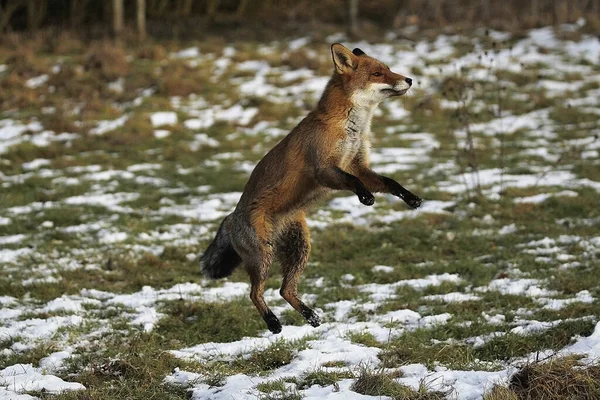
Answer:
[{"xmin": 0, "ymin": 22, "xmax": 599, "ymax": 399}]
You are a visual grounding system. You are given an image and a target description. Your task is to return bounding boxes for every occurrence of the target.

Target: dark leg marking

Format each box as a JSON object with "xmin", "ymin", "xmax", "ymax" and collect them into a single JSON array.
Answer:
[
  {"xmin": 263, "ymin": 310, "xmax": 282, "ymax": 334},
  {"xmin": 382, "ymin": 176, "xmax": 422, "ymax": 209},
  {"xmin": 300, "ymin": 304, "xmax": 321, "ymax": 327}
]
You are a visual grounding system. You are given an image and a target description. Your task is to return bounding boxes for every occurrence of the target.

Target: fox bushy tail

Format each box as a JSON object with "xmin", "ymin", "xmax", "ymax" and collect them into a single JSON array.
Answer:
[{"xmin": 200, "ymin": 214, "xmax": 242, "ymax": 279}]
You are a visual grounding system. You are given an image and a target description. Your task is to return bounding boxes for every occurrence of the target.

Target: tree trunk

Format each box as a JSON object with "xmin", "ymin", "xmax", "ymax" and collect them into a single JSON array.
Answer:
[
  {"xmin": 481, "ymin": 0, "xmax": 491, "ymax": 21},
  {"xmin": 0, "ymin": 0, "xmax": 26, "ymax": 32},
  {"xmin": 27, "ymin": 0, "xmax": 37, "ymax": 31},
  {"xmin": 530, "ymin": 0, "xmax": 538, "ymax": 19},
  {"xmin": 428, "ymin": 0, "xmax": 444, "ymax": 24},
  {"xmin": 148, "ymin": 0, "xmax": 164, "ymax": 17},
  {"xmin": 137, "ymin": 0, "xmax": 146, "ymax": 40},
  {"xmin": 567, "ymin": 0, "xmax": 574, "ymax": 21},
  {"xmin": 113, "ymin": 0, "xmax": 124, "ymax": 37},
  {"xmin": 553, "ymin": 0, "xmax": 568, "ymax": 24},
  {"xmin": 347, "ymin": 0, "xmax": 359, "ymax": 39},
  {"xmin": 207, "ymin": 0, "xmax": 220, "ymax": 23},
  {"xmin": 236, "ymin": 0, "xmax": 250, "ymax": 19},
  {"xmin": 180, "ymin": 0, "xmax": 193, "ymax": 16},
  {"xmin": 70, "ymin": 0, "xmax": 86, "ymax": 29}
]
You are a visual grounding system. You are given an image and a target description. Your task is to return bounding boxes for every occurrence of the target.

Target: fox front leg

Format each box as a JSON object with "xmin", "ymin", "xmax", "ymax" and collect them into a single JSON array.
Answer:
[
  {"xmin": 315, "ymin": 166, "xmax": 375, "ymax": 206},
  {"xmin": 352, "ymin": 164, "xmax": 422, "ymax": 209},
  {"xmin": 381, "ymin": 176, "xmax": 422, "ymax": 209}
]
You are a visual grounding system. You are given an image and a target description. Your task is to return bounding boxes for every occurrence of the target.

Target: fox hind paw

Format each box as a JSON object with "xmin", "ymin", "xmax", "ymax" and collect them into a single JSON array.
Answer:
[
  {"xmin": 301, "ymin": 306, "xmax": 321, "ymax": 328},
  {"xmin": 264, "ymin": 311, "xmax": 282, "ymax": 334},
  {"xmin": 307, "ymin": 313, "xmax": 321, "ymax": 327}
]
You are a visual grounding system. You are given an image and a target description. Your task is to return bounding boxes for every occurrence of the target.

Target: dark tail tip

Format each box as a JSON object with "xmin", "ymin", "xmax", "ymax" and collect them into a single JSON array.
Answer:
[{"xmin": 200, "ymin": 243, "xmax": 242, "ymax": 279}]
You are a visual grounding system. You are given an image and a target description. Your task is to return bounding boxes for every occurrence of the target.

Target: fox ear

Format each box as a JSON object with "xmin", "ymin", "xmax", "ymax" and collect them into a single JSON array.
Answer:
[
  {"xmin": 331, "ymin": 43, "xmax": 356, "ymax": 74},
  {"xmin": 352, "ymin": 48, "xmax": 365, "ymax": 56}
]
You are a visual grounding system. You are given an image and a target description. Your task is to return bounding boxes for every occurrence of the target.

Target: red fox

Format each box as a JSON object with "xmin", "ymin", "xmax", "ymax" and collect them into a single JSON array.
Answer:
[{"xmin": 200, "ymin": 43, "xmax": 422, "ymax": 333}]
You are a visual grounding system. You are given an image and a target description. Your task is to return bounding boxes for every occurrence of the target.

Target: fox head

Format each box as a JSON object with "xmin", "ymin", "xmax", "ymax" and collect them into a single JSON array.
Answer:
[{"xmin": 330, "ymin": 43, "xmax": 412, "ymax": 108}]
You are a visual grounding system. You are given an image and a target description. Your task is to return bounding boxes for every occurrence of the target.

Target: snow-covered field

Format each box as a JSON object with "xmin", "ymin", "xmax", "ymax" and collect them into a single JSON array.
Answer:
[{"xmin": 1, "ymin": 20, "xmax": 599, "ymax": 399}]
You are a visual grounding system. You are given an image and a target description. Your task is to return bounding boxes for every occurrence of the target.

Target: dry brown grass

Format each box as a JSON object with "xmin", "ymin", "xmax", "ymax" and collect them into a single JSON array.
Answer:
[
  {"xmin": 137, "ymin": 44, "xmax": 167, "ymax": 61},
  {"xmin": 583, "ymin": 15, "xmax": 600, "ymax": 34},
  {"xmin": 484, "ymin": 386, "xmax": 520, "ymax": 400},
  {"xmin": 47, "ymin": 63, "xmax": 87, "ymax": 98},
  {"xmin": 159, "ymin": 75, "xmax": 204, "ymax": 97},
  {"xmin": 40, "ymin": 113, "xmax": 79, "ymax": 134},
  {"xmin": 90, "ymin": 112, "xmax": 155, "ymax": 148},
  {"xmin": 155, "ymin": 62, "xmax": 208, "ymax": 97},
  {"xmin": 79, "ymin": 98, "xmax": 120, "ymax": 120},
  {"xmin": 485, "ymin": 357, "xmax": 600, "ymax": 400},
  {"xmin": 5, "ymin": 46, "xmax": 48, "ymax": 78},
  {"xmin": 281, "ymin": 49, "xmax": 321, "ymax": 71},
  {"xmin": 160, "ymin": 76, "xmax": 203, "ymax": 97},
  {"xmin": 85, "ymin": 41, "xmax": 129, "ymax": 80},
  {"xmin": 410, "ymin": 94, "xmax": 442, "ymax": 116},
  {"xmin": 351, "ymin": 369, "xmax": 447, "ymax": 400},
  {"xmin": 0, "ymin": 32, "xmax": 45, "ymax": 54},
  {"xmin": 0, "ymin": 72, "xmax": 41, "ymax": 110},
  {"xmin": 50, "ymin": 32, "xmax": 84, "ymax": 55}
]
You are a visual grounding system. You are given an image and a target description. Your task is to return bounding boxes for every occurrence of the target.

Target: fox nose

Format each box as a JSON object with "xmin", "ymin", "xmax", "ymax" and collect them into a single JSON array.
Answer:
[{"xmin": 405, "ymin": 77, "xmax": 412, "ymax": 86}]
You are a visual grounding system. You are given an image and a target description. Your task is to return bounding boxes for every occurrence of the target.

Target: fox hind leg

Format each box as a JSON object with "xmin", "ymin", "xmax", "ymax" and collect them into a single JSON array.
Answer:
[
  {"xmin": 248, "ymin": 261, "xmax": 281, "ymax": 334},
  {"xmin": 231, "ymin": 218, "xmax": 282, "ymax": 334},
  {"xmin": 276, "ymin": 217, "xmax": 321, "ymax": 328}
]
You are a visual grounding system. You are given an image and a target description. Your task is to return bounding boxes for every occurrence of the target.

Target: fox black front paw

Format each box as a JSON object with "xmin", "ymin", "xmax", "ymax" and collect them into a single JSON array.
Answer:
[
  {"xmin": 357, "ymin": 189, "xmax": 375, "ymax": 206},
  {"xmin": 263, "ymin": 311, "xmax": 282, "ymax": 334},
  {"xmin": 404, "ymin": 193, "xmax": 422, "ymax": 209}
]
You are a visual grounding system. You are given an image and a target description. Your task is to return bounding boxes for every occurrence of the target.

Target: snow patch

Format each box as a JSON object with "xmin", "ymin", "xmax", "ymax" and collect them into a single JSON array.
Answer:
[
  {"xmin": 0, "ymin": 364, "xmax": 85, "ymax": 394},
  {"xmin": 514, "ymin": 190, "xmax": 578, "ymax": 204},
  {"xmin": 150, "ymin": 112, "xmax": 178, "ymax": 127},
  {"xmin": 90, "ymin": 115, "xmax": 129, "ymax": 135}
]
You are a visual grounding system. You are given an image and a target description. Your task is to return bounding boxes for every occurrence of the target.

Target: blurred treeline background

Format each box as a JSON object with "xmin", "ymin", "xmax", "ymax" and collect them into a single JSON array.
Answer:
[{"xmin": 1, "ymin": 0, "xmax": 600, "ymax": 40}]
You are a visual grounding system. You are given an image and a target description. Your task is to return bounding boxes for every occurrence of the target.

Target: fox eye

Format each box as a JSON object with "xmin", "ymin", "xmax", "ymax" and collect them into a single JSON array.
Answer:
[{"xmin": 372, "ymin": 72, "xmax": 382, "ymax": 77}]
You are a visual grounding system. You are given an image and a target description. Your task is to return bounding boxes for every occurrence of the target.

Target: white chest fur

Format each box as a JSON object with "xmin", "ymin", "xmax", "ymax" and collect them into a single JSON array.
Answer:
[{"xmin": 339, "ymin": 106, "xmax": 374, "ymax": 167}]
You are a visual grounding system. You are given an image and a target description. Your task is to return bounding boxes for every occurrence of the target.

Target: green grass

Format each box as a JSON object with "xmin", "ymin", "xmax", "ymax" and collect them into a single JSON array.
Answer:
[
  {"xmin": 231, "ymin": 338, "xmax": 309, "ymax": 375},
  {"xmin": 485, "ymin": 356, "xmax": 600, "ymax": 400},
  {"xmin": 35, "ymin": 333, "xmax": 202, "ymax": 400},
  {"xmin": 155, "ymin": 300, "xmax": 266, "ymax": 346},
  {"xmin": 346, "ymin": 331, "xmax": 381, "ymax": 348},
  {"xmin": 0, "ymin": 341, "xmax": 60, "ymax": 367},
  {"xmin": 297, "ymin": 369, "xmax": 354, "ymax": 389},
  {"xmin": 351, "ymin": 368, "xmax": 446, "ymax": 399},
  {"xmin": 475, "ymin": 319, "xmax": 596, "ymax": 362}
]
